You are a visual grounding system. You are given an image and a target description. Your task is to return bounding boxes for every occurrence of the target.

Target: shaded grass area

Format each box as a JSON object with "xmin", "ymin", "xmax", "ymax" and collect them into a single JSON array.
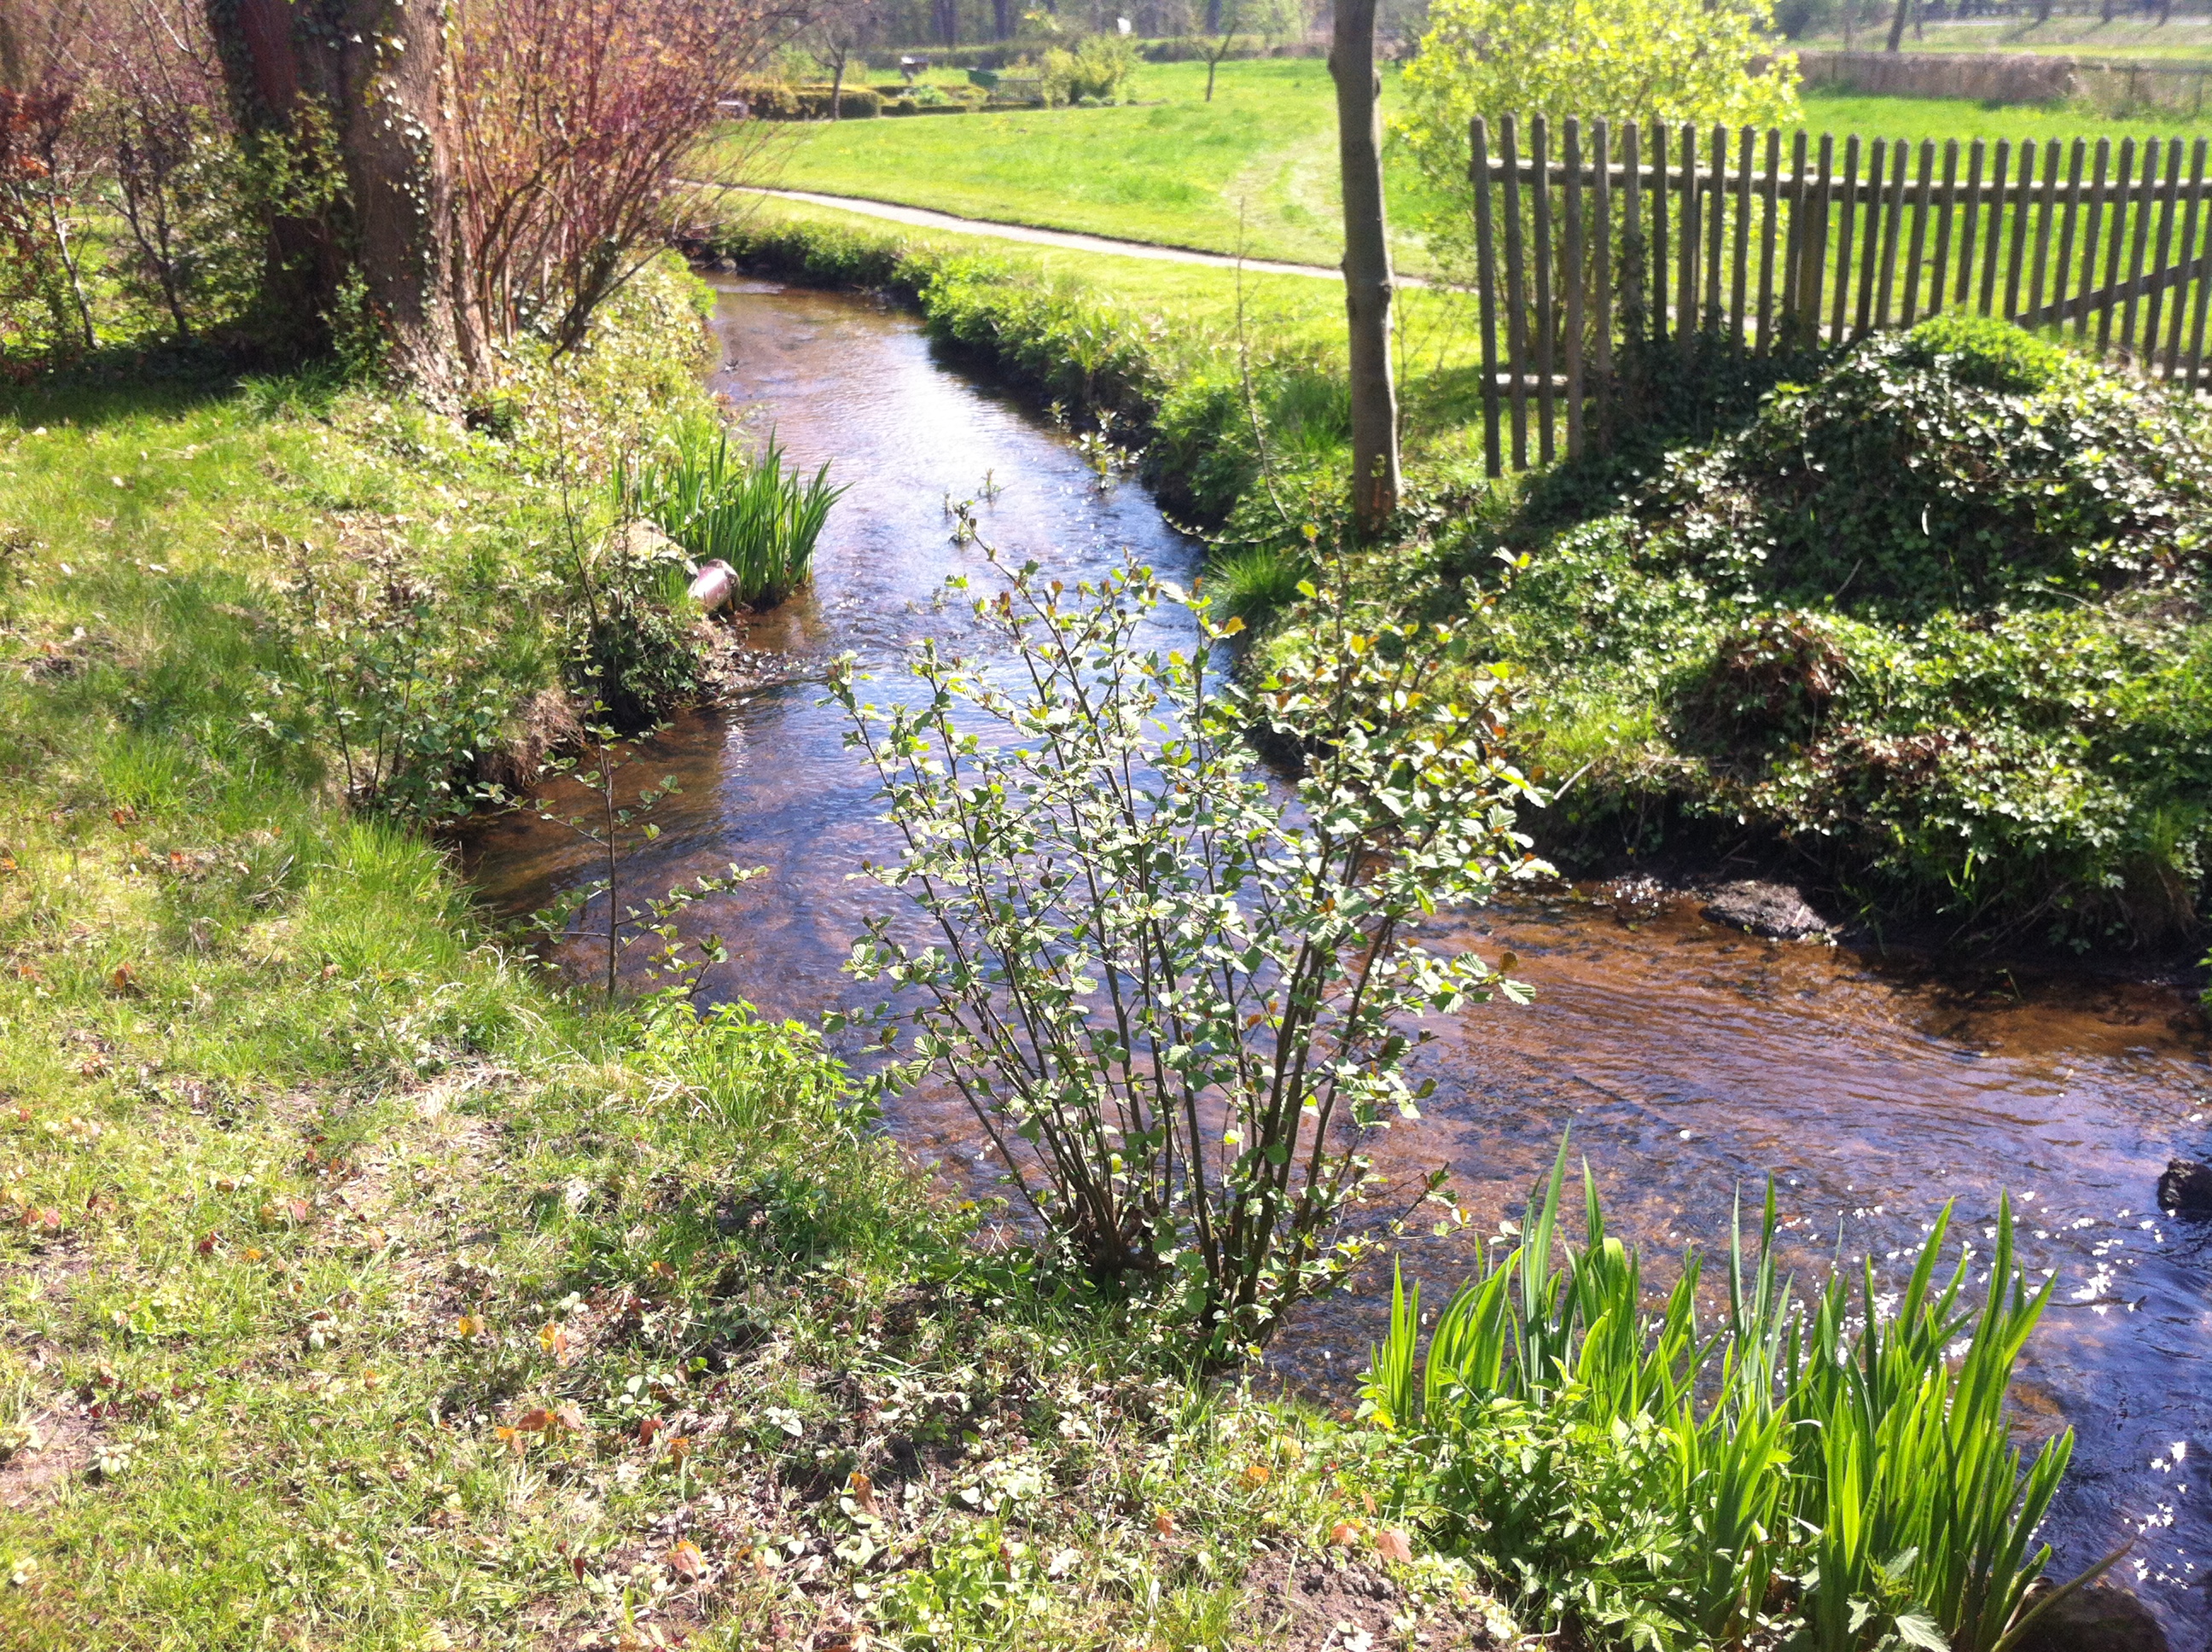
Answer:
[{"xmin": 0, "ymin": 269, "xmax": 1516, "ymax": 1649}]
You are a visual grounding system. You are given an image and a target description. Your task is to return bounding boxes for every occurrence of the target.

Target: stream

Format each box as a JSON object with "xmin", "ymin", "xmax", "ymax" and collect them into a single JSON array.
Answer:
[{"xmin": 467, "ymin": 277, "xmax": 2212, "ymax": 1643}]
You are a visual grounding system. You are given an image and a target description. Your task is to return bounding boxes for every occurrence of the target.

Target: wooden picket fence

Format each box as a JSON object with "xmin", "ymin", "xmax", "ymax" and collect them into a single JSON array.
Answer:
[{"xmin": 1468, "ymin": 113, "xmax": 2212, "ymax": 474}]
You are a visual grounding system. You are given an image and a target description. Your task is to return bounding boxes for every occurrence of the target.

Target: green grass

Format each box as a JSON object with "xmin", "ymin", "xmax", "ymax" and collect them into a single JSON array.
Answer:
[
  {"xmin": 0, "ymin": 259, "xmax": 1522, "ymax": 1651},
  {"xmin": 736, "ymin": 59, "xmax": 1453, "ymax": 273},
  {"xmin": 1796, "ymin": 15, "xmax": 2212, "ymax": 58},
  {"xmin": 721, "ymin": 59, "xmax": 2212, "ymax": 287},
  {"xmin": 1796, "ymin": 84, "xmax": 2212, "ymax": 145}
]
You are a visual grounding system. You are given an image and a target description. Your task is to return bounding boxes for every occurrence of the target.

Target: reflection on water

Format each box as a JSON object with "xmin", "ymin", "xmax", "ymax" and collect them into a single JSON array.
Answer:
[{"xmin": 468, "ymin": 278, "xmax": 2212, "ymax": 1638}]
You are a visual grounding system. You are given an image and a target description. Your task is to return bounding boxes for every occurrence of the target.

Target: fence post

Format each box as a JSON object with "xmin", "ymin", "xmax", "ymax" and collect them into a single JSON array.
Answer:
[
  {"xmin": 1831, "ymin": 134, "xmax": 1860, "ymax": 342},
  {"xmin": 2163, "ymin": 137, "xmax": 2206, "ymax": 381},
  {"xmin": 1979, "ymin": 137, "xmax": 2009, "ymax": 317},
  {"xmin": 2025, "ymin": 137, "xmax": 2062, "ymax": 326},
  {"xmin": 1531, "ymin": 113, "xmax": 1557, "ymax": 463},
  {"xmin": 1854, "ymin": 137, "xmax": 1886, "ymax": 337},
  {"xmin": 1470, "ymin": 117, "xmax": 1501, "ymax": 478},
  {"xmin": 1678, "ymin": 123, "xmax": 1699, "ymax": 360},
  {"xmin": 1706, "ymin": 123, "xmax": 1728, "ymax": 336},
  {"xmin": 1957, "ymin": 138, "xmax": 1985, "ymax": 310},
  {"xmin": 2003, "ymin": 138, "xmax": 2034, "ymax": 324},
  {"xmin": 2098, "ymin": 137, "xmax": 2133, "ymax": 351},
  {"xmin": 1927, "ymin": 138, "xmax": 1959, "ymax": 321},
  {"xmin": 1758, "ymin": 129, "xmax": 1784, "ymax": 357},
  {"xmin": 1650, "ymin": 118, "xmax": 1669, "ymax": 346},
  {"xmin": 2122, "ymin": 137, "xmax": 2157, "ymax": 357},
  {"xmin": 2052, "ymin": 137, "xmax": 2086, "ymax": 334},
  {"xmin": 1499, "ymin": 113, "xmax": 1530, "ymax": 470},
  {"xmin": 1592, "ymin": 118, "xmax": 1614, "ymax": 444},
  {"xmin": 2078, "ymin": 137, "xmax": 2111, "ymax": 339},
  {"xmin": 1621, "ymin": 119, "xmax": 1644, "ymax": 405},
  {"xmin": 1563, "ymin": 116, "xmax": 1586, "ymax": 460},
  {"xmin": 2145, "ymin": 138, "xmax": 2184, "ymax": 368}
]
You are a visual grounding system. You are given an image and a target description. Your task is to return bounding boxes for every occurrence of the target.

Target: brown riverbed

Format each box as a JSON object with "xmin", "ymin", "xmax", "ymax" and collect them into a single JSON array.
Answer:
[{"xmin": 466, "ymin": 277, "xmax": 2212, "ymax": 1640}]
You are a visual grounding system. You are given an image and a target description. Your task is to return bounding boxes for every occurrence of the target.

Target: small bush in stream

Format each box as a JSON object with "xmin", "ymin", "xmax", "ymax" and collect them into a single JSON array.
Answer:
[
  {"xmin": 1363, "ymin": 1145, "xmax": 2088, "ymax": 1651},
  {"xmin": 619, "ymin": 418, "xmax": 843, "ymax": 608},
  {"xmin": 829, "ymin": 547, "xmax": 1540, "ymax": 1358}
]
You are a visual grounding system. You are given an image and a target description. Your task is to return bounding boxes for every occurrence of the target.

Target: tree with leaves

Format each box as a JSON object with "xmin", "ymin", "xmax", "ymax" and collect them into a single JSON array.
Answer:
[{"xmin": 1397, "ymin": 0, "xmax": 1800, "ymax": 279}]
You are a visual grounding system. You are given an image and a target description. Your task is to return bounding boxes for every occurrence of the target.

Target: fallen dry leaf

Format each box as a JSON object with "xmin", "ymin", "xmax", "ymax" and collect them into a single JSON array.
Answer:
[
  {"xmin": 514, "ymin": 1409, "xmax": 556, "ymax": 1434},
  {"xmin": 847, "ymin": 1470, "xmax": 881, "ymax": 1519},
  {"xmin": 195, "ymin": 1231, "xmax": 218, "ymax": 1255},
  {"xmin": 539, "ymin": 1322, "xmax": 573, "ymax": 1366},
  {"xmin": 1241, "ymin": 1462, "xmax": 1271, "ymax": 1488},
  {"xmin": 637, "ymin": 1416, "xmax": 663, "ymax": 1446},
  {"xmin": 667, "ymin": 1539, "xmax": 704, "ymax": 1580},
  {"xmin": 1152, "ymin": 1511, "xmax": 1175, "ymax": 1537},
  {"xmin": 554, "ymin": 1401, "xmax": 587, "ymax": 1433},
  {"xmin": 1374, "ymin": 1528, "xmax": 1414, "ymax": 1564},
  {"xmin": 1330, "ymin": 1521, "xmax": 1361, "ymax": 1548}
]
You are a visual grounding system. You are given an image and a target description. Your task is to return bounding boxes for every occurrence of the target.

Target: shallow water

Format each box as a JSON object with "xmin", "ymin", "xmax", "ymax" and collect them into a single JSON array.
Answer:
[{"xmin": 468, "ymin": 278, "xmax": 2212, "ymax": 1639}]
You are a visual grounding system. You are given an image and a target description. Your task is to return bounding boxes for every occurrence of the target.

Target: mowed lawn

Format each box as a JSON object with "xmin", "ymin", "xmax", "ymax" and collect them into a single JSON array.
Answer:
[
  {"xmin": 731, "ymin": 60, "xmax": 1454, "ymax": 273},
  {"xmin": 723, "ymin": 59, "xmax": 2212, "ymax": 282}
]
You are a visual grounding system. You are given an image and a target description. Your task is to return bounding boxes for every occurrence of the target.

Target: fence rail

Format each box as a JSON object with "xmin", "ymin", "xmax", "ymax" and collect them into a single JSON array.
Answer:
[{"xmin": 1467, "ymin": 113, "xmax": 2212, "ymax": 475}]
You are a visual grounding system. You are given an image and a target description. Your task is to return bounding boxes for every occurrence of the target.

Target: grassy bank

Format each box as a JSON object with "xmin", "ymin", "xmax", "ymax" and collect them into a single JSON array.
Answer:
[{"xmin": 0, "ymin": 262, "xmax": 1520, "ymax": 1650}]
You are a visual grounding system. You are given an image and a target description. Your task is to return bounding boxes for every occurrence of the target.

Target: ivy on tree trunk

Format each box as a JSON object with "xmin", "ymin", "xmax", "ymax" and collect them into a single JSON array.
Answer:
[{"xmin": 204, "ymin": 0, "xmax": 457, "ymax": 398}]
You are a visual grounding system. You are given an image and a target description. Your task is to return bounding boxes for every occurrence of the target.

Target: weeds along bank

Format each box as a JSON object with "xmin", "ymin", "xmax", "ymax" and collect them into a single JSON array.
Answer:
[
  {"xmin": 706, "ymin": 201, "xmax": 2212, "ymax": 950},
  {"xmin": 0, "ymin": 260, "xmax": 1507, "ymax": 1649}
]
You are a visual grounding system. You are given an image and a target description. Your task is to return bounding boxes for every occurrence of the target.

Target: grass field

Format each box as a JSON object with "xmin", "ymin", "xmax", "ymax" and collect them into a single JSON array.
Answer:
[
  {"xmin": 738, "ymin": 61, "xmax": 1452, "ymax": 271},
  {"xmin": 1796, "ymin": 15, "xmax": 2212, "ymax": 57},
  {"xmin": 731, "ymin": 59, "xmax": 2212, "ymax": 279}
]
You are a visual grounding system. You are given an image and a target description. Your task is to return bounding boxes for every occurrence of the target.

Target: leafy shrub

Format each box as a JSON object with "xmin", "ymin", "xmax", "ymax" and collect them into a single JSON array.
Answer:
[
  {"xmin": 618, "ymin": 418, "xmax": 843, "ymax": 608},
  {"xmin": 1464, "ymin": 319, "xmax": 2212, "ymax": 941},
  {"xmin": 259, "ymin": 536, "xmax": 514, "ymax": 821},
  {"xmin": 1365, "ymin": 1147, "xmax": 2084, "ymax": 1651},
  {"xmin": 560, "ymin": 518, "xmax": 706, "ymax": 729},
  {"xmin": 1040, "ymin": 34, "xmax": 1138, "ymax": 104},
  {"xmin": 830, "ymin": 550, "xmax": 1535, "ymax": 1357},
  {"xmin": 1639, "ymin": 317, "xmax": 2212, "ymax": 622}
]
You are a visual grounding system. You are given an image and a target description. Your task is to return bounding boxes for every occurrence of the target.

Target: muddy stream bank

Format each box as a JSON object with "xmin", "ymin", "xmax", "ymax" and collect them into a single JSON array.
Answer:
[{"xmin": 467, "ymin": 278, "xmax": 2212, "ymax": 1642}]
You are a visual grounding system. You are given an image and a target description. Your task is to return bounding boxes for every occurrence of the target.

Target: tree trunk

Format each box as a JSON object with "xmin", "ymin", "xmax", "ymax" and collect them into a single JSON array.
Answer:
[
  {"xmin": 1329, "ymin": 0, "xmax": 1399, "ymax": 536},
  {"xmin": 934, "ymin": 0, "xmax": 958, "ymax": 46},
  {"xmin": 206, "ymin": 0, "xmax": 344, "ymax": 360},
  {"xmin": 830, "ymin": 46, "xmax": 847, "ymax": 119},
  {"xmin": 205, "ymin": 0, "xmax": 456, "ymax": 396},
  {"xmin": 994, "ymin": 0, "xmax": 1016, "ymax": 39},
  {"xmin": 337, "ymin": 0, "xmax": 457, "ymax": 400},
  {"xmin": 1885, "ymin": 0, "xmax": 1911, "ymax": 52}
]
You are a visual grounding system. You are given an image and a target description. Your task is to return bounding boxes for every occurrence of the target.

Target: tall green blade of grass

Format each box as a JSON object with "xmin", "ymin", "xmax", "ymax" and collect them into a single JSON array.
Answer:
[
  {"xmin": 1363, "ymin": 1151, "xmax": 2084, "ymax": 1652},
  {"xmin": 619, "ymin": 418, "xmax": 846, "ymax": 608}
]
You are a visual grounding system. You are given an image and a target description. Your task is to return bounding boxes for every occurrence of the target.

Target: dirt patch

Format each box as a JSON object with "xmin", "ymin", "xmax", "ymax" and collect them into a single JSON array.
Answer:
[
  {"xmin": 1237, "ymin": 1552, "xmax": 1515, "ymax": 1650},
  {"xmin": 0, "ymin": 1399, "xmax": 97, "ymax": 1510}
]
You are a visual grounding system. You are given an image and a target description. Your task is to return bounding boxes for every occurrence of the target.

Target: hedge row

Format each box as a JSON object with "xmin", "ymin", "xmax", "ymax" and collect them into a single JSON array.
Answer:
[{"xmin": 863, "ymin": 34, "xmax": 1325, "ymax": 71}]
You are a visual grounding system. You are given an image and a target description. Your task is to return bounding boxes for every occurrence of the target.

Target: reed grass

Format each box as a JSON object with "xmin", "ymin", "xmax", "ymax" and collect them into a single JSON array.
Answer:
[
  {"xmin": 1365, "ymin": 1143, "xmax": 2095, "ymax": 1650},
  {"xmin": 619, "ymin": 418, "xmax": 843, "ymax": 608}
]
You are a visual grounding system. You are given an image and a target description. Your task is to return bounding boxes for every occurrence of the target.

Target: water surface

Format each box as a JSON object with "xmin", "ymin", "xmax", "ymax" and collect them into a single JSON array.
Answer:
[{"xmin": 469, "ymin": 279, "xmax": 2212, "ymax": 1639}]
